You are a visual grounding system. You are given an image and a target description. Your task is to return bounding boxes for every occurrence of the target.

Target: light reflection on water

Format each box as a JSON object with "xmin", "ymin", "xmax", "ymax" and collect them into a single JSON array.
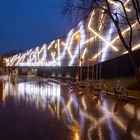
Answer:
[
  {"xmin": 1, "ymin": 76, "xmax": 140, "ymax": 140},
  {"xmin": 4, "ymin": 79, "xmax": 60, "ymax": 111}
]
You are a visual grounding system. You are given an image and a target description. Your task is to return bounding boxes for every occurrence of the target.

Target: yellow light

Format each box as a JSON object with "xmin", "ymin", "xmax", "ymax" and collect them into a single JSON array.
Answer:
[
  {"xmin": 123, "ymin": 43, "xmax": 140, "ymax": 54},
  {"xmin": 82, "ymin": 48, "xmax": 87, "ymax": 59},
  {"xmin": 93, "ymin": 46, "xmax": 108, "ymax": 59},
  {"xmin": 57, "ymin": 39, "xmax": 61, "ymax": 66},
  {"xmin": 79, "ymin": 48, "xmax": 87, "ymax": 66},
  {"xmin": 74, "ymin": 132, "xmax": 80, "ymax": 140},
  {"xmin": 51, "ymin": 51, "xmax": 56, "ymax": 61},
  {"xmin": 93, "ymin": 21, "xmax": 138, "ymax": 60},
  {"xmin": 48, "ymin": 41, "xmax": 55, "ymax": 50},
  {"xmin": 57, "ymin": 97, "xmax": 60, "ymax": 120},
  {"xmin": 88, "ymin": 10, "xmax": 118, "ymax": 52},
  {"xmin": 11, "ymin": 54, "xmax": 20, "ymax": 66},
  {"xmin": 98, "ymin": 12, "xmax": 105, "ymax": 31},
  {"xmin": 61, "ymin": 41, "xmax": 73, "ymax": 59},
  {"xmin": 34, "ymin": 47, "xmax": 39, "ymax": 62},
  {"xmin": 38, "ymin": 44, "xmax": 46, "ymax": 61},
  {"xmin": 2, "ymin": 82, "xmax": 6, "ymax": 106},
  {"xmin": 69, "ymin": 30, "xmax": 80, "ymax": 51},
  {"xmin": 29, "ymin": 51, "xmax": 33, "ymax": 60},
  {"xmin": 111, "ymin": 22, "xmax": 138, "ymax": 45},
  {"xmin": 132, "ymin": 44, "xmax": 140, "ymax": 51},
  {"xmin": 75, "ymin": 34, "xmax": 80, "ymax": 39},
  {"xmin": 82, "ymin": 37, "xmax": 95, "ymax": 45},
  {"xmin": 124, "ymin": 0, "xmax": 131, "ymax": 6},
  {"xmin": 81, "ymin": 97, "xmax": 87, "ymax": 110},
  {"xmin": 109, "ymin": 0, "xmax": 131, "ymax": 12}
]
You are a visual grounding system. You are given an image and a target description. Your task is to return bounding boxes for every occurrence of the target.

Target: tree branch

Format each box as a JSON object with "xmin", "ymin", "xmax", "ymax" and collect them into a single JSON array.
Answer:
[
  {"xmin": 132, "ymin": 0, "xmax": 140, "ymax": 24},
  {"xmin": 105, "ymin": 0, "xmax": 130, "ymax": 51}
]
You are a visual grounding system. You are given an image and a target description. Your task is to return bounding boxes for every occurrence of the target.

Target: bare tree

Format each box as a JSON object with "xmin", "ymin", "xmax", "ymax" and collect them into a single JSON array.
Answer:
[{"xmin": 64, "ymin": 0, "xmax": 140, "ymax": 83}]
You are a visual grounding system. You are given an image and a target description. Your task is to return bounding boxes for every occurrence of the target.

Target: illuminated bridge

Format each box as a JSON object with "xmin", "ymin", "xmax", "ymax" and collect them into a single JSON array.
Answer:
[{"xmin": 4, "ymin": 1, "xmax": 140, "ymax": 79}]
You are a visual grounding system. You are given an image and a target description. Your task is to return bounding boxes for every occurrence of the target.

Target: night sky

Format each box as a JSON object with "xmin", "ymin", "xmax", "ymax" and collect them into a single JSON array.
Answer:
[{"xmin": 0, "ymin": 0, "xmax": 84, "ymax": 56}]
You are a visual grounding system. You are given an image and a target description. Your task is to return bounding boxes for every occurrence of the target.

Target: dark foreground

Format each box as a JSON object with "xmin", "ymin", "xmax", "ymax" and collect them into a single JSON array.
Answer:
[{"xmin": 0, "ymin": 76, "xmax": 140, "ymax": 140}]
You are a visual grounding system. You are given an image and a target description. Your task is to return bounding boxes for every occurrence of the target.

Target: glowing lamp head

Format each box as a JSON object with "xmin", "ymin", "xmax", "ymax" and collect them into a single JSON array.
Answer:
[{"xmin": 75, "ymin": 34, "xmax": 80, "ymax": 40}]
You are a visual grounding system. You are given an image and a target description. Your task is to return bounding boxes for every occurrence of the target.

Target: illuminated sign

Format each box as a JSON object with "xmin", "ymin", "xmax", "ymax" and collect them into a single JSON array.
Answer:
[{"xmin": 17, "ymin": 61, "xmax": 60, "ymax": 67}]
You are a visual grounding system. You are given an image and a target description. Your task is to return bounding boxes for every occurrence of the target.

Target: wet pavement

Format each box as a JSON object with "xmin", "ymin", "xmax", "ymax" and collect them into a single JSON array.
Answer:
[{"xmin": 0, "ymin": 76, "xmax": 140, "ymax": 140}]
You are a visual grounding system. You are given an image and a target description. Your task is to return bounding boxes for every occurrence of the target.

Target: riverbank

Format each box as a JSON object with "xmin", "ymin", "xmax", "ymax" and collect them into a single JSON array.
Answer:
[{"xmin": 102, "ymin": 77, "xmax": 140, "ymax": 98}]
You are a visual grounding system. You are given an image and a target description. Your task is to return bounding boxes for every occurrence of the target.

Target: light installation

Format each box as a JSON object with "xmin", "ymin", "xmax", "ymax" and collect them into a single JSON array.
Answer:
[{"xmin": 5, "ymin": 0, "xmax": 140, "ymax": 67}]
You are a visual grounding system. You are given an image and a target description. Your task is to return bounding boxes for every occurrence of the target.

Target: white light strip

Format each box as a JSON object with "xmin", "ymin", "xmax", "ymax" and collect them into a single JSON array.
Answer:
[
  {"xmin": 88, "ymin": 11, "xmax": 118, "ymax": 52},
  {"xmin": 48, "ymin": 41, "xmax": 55, "ymax": 50},
  {"xmin": 123, "ymin": 43, "xmax": 140, "ymax": 54},
  {"xmin": 109, "ymin": 0, "xmax": 131, "ymax": 12},
  {"xmin": 61, "ymin": 42, "xmax": 73, "ymax": 59}
]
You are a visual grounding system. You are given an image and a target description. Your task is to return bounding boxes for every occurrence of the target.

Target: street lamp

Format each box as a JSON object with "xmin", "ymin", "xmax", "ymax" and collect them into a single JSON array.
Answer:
[{"xmin": 75, "ymin": 34, "xmax": 82, "ymax": 81}]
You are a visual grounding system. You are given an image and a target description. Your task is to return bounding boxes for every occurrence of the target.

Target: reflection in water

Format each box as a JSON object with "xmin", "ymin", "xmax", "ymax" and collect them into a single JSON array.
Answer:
[
  {"xmin": 1, "ymin": 76, "xmax": 140, "ymax": 140},
  {"xmin": 101, "ymin": 98, "xmax": 117, "ymax": 140},
  {"xmin": 4, "ymin": 80, "xmax": 60, "ymax": 111},
  {"xmin": 1, "ymin": 81, "xmax": 6, "ymax": 106}
]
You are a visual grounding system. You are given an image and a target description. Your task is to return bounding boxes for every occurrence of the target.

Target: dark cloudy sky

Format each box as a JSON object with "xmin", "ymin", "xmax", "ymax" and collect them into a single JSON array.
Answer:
[{"xmin": 0, "ymin": 0, "xmax": 85, "ymax": 55}]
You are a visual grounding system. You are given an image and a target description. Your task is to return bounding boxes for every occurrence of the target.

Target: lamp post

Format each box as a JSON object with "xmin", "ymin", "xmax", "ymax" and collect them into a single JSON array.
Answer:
[{"xmin": 75, "ymin": 34, "xmax": 82, "ymax": 81}]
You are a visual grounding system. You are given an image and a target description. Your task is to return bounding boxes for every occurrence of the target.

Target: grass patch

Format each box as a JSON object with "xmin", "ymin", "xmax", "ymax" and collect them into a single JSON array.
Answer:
[
  {"xmin": 104, "ymin": 77, "xmax": 140, "ymax": 98},
  {"xmin": 88, "ymin": 77, "xmax": 140, "ymax": 98}
]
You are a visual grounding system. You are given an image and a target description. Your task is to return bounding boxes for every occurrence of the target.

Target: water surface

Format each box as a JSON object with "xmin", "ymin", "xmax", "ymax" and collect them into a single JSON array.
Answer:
[{"xmin": 0, "ymin": 76, "xmax": 140, "ymax": 140}]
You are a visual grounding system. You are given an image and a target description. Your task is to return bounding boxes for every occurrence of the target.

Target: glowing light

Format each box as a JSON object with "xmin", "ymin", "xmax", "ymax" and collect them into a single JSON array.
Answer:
[
  {"xmin": 101, "ymin": 22, "xmax": 114, "ymax": 62},
  {"xmin": 79, "ymin": 48, "xmax": 87, "ymax": 66},
  {"xmin": 102, "ymin": 99, "xmax": 117, "ymax": 140},
  {"xmin": 4, "ymin": 3, "xmax": 140, "ymax": 68},
  {"xmin": 109, "ymin": 0, "xmax": 131, "ymax": 12},
  {"xmin": 47, "ymin": 41, "xmax": 55, "ymax": 50},
  {"xmin": 29, "ymin": 51, "xmax": 34, "ymax": 60},
  {"xmin": 15, "ymin": 53, "xmax": 25, "ymax": 66},
  {"xmin": 93, "ymin": 46, "xmax": 108, "ymax": 59},
  {"xmin": 57, "ymin": 39, "xmax": 61, "ymax": 66},
  {"xmin": 82, "ymin": 37, "xmax": 95, "ymax": 45},
  {"xmin": 69, "ymin": 30, "xmax": 80, "ymax": 51},
  {"xmin": 124, "ymin": 0, "xmax": 131, "ymax": 6},
  {"xmin": 132, "ymin": 44, "xmax": 140, "ymax": 51},
  {"xmin": 60, "ymin": 29, "xmax": 74, "ymax": 60},
  {"xmin": 2, "ymin": 82, "xmax": 6, "ymax": 106},
  {"xmin": 18, "ymin": 61, "xmax": 59, "ymax": 66},
  {"xmin": 81, "ymin": 97, "xmax": 87, "ymax": 110},
  {"xmin": 75, "ymin": 34, "xmax": 80, "ymax": 39},
  {"xmin": 61, "ymin": 41, "xmax": 73, "ymax": 58},
  {"xmin": 10, "ymin": 54, "xmax": 20, "ymax": 66},
  {"xmin": 98, "ymin": 12, "xmax": 105, "ymax": 31},
  {"xmin": 111, "ymin": 22, "xmax": 138, "ymax": 45},
  {"xmin": 51, "ymin": 51, "xmax": 56, "ymax": 61},
  {"xmin": 82, "ymin": 48, "xmax": 87, "ymax": 59},
  {"xmin": 69, "ymin": 21, "xmax": 86, "ymax": 66},
  {"xmin": 123, "ymin": 43, "xmax": 140, "ymax": 54},
  {"xmin": 38, "ymin": 44, "xmax": 47, "ymax": 62},
  {"xmin": 88, "ymin": 11, "xmax": 118, "ymax": 52},
  {"xmin": 93, "ymin": 21, "xmax": 138, "ymax": 60}
]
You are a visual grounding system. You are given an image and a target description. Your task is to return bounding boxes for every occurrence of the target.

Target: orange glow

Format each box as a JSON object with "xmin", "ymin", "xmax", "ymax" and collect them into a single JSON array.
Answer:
[
  {"xmin": 68, "ymin": 30, "xmax": 80, "ymax": 51},
  {"xmin": 75, "ymin": 34, "xmax": 80, "ymax": 39},
  {"xmin": 2, "ymin": 82, "xmax": 6, "ymax": 106}
]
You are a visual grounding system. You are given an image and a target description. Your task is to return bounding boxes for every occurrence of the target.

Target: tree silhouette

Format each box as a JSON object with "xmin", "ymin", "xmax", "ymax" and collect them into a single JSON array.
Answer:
[{"xmin": 64, "ymin": 0, "xmax": 140, "ymax": 83}]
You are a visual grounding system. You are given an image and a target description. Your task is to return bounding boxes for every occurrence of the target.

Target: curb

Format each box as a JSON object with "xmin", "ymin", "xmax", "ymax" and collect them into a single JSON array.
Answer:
[{"xmin": 39, "ymin": 77, "xmax": 140, "ymax": 100}]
